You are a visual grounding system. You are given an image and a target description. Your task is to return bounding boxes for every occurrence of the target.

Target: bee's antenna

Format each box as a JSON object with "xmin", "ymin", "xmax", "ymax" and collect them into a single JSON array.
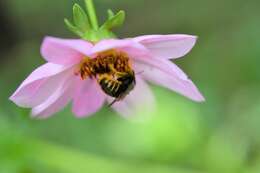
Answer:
[
  {"xmin": 136, "ymin": 70, "xmax": 144, "ymax": 75},
  {"xmin": 108, "ymin": 99, "xmax": 118, "ymax": 107}
]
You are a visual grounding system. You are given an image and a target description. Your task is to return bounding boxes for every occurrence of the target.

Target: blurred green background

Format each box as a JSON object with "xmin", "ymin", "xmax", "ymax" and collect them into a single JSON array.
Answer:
[{"xmin": 1, "ymin": 0, "xmax": 260, "ymax": 172}]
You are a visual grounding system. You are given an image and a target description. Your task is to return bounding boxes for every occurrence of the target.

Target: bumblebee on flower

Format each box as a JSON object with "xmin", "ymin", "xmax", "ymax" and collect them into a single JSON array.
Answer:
[
  {"xmin": 77, "ymin": 50, "xmax": 136, "ymax": 105},
  {"xmin": 10, "ymin": 0, "xmax": 205, "ymax": 118}
]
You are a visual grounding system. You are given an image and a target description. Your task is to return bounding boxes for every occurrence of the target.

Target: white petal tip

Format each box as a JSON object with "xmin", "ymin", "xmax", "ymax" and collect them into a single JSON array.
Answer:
[
  {"xmin": 192, "ymin": 35, "xmax": 198, "ymax": 39},
  {"xmin": 192, "ymin": 95, "xmax": 206, "ymax": 102},
  {"xmin": 9, "ymin": 96, "xmax": 15, "ymax": 102},
  {"xmin": 9, "ymin": 97, "xmax": 29, "ymax": 108},
  {"xmin": 31, "ymin": 110, "xmax": 40, "ymax": 117},
  {"xmin": 31, "ymin": 109, "xmax": 53, "ymax": 119}
]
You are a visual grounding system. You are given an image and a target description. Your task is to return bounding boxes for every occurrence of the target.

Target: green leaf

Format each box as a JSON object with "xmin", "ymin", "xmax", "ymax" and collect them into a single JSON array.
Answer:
[
  {"xmin": 64, "ymin": 18, "xmax": 84, "ymax": 37},
  {"xmin": 73, "ymin": 3, "xmax": 90, "ymax": 31},
  {"xmin": 101, "ymin": 10, "xmax": 125, "ymax": 30},
  {"xmin": 107, "ymin": 9, "xmax": 115, "ymax": 19}
]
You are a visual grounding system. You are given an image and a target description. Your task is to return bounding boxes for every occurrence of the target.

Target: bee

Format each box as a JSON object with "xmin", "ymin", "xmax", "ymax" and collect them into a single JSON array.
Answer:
[{"xmin": 77, "ymin": 50, "xmax": 136, "ymax": 105}]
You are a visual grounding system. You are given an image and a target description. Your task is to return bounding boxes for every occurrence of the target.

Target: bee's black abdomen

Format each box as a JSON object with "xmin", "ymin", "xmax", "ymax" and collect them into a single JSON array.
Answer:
[
  {"xmin": 117, "ymin": 74, "xmax": 135, "ymax": 95},
  {"xmin": 99, "ymin": 74, "xmax": 136, "ymax": 98}
]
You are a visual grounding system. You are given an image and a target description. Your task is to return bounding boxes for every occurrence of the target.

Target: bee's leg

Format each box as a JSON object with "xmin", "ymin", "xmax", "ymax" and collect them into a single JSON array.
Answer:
[
  {"xmin": 108, "ymin": 64, "xmax": 127, "ymax": 77},
  {"xmin": 108, "ymin": 98, "xmax": 118, "ymax": 107},
  {"xmin": 97, "ymin": 74, "xmax": 122, "ymax": 85},
  {"xmin": 135, "ymin": 70, "xmax": 144, "ymax": 75},
  {"xmin": 108, "ymin": 91, "xmax": 127, "ymax": 107}
]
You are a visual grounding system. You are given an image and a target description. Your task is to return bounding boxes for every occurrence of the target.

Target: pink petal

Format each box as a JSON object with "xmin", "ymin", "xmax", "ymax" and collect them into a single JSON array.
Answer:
[
  {"xmin": 91, "ymin": 39, "xmax": 150, "ymax": 58},
  {"xmin": 31, "ymin": 76, "xmax": 76, "ymax": 118},
  {"xmin": 133, "ymin": 34, "xmax": 197, "ymax": 59},
  {"xmin": 132, "ymin": 54, "xmax": 188, "ymax": 81},
  {"xmin": 41, "ymin": 36, "xmax": 93, "ymax": 65},
  {"xmin": 134, "ymin": 60, "xmax": 205, "ymax": 102},
  {"xmin": 72, "ymin": 78, "xmax": 105, "ymax": 117},
  {"xmin": 10, "ymin": 63, "xmax": 73, "ymax": 107},
  {"xmin": 110, "ymin": 77, "xmax": 155, "ymax": 117}
]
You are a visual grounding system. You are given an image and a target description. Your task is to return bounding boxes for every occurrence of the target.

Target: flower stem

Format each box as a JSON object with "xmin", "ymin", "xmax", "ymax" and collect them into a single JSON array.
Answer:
[{"xmin": 85, "ymin": 0, "xmax": 99, "ymax": 30}]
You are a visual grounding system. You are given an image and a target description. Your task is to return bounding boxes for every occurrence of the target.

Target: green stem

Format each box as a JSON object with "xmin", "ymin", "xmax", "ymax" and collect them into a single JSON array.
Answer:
[{"xmin": 85, "ymin": 0, "xmax": 99, "ymax": 30}]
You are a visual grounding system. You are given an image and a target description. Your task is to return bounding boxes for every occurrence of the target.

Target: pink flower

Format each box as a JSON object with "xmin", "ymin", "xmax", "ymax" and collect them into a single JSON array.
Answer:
[{"xmin": 10, "ymin": 34, "xmax": 204, "ymax": 118}]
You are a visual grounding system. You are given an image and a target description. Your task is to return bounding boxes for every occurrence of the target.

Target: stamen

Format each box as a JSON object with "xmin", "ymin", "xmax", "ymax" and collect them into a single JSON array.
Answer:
[{"xmin": 77, "ymin": 50, "xmax": 134, "ymax": 80}]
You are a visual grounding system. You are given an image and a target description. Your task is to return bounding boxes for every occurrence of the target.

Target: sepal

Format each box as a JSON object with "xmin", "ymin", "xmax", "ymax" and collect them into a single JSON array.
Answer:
[
  {"xmin": 73, "ymin": 4, "xmax": 90, "ymax": 31},
  {"xmin": 101, "ymin": 10, "xmax": 125, "ymax": 30},
  {"xmin": 64, "ymin": 3, "xmax": 125, "ymax": 42},
  {"xmin": 64, "ymin": 18, "xmax": 84, "ymax": 37},
  {"xmin": 107, "ymin": 9, "xmax": 115, "ymax": 20}
]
